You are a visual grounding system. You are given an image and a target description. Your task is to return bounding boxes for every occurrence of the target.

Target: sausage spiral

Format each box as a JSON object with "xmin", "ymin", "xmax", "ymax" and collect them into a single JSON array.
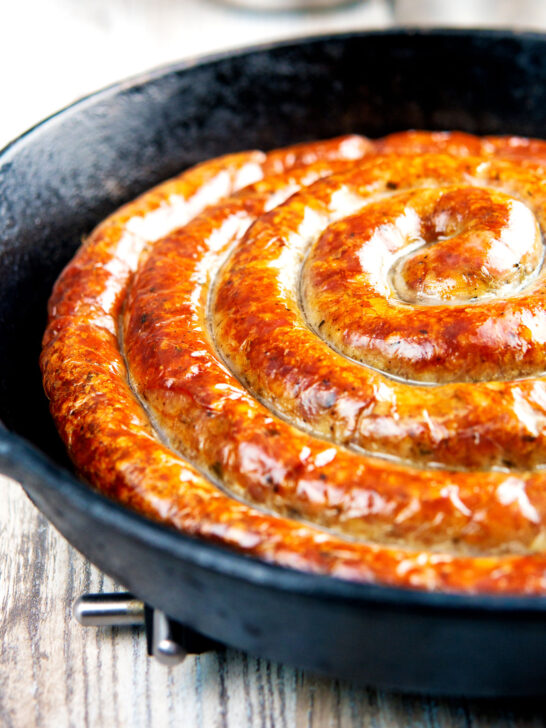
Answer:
[{"xmin": 41, "ymin": 131, "xmax": 546, "ymax": 594}]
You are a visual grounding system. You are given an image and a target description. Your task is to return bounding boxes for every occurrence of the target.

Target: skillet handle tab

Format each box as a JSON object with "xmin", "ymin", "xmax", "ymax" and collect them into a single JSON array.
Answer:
[
  {"xmin": 74, "ymin": 592, "xmax": 223, "ymax": 666},
  {"xmin": 74, "ymin": 592, "xmax": 145, "ymax": 626}
]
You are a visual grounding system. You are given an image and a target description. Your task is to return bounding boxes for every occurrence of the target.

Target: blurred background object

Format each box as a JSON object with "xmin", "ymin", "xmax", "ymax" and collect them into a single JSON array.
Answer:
[
  {"xmin": 217, "ymin": 0, "xmax": 355, "ymax": 7},
  {"xmin": 391, "ymin": 0, "xmax": 546, "ymax": 28}
]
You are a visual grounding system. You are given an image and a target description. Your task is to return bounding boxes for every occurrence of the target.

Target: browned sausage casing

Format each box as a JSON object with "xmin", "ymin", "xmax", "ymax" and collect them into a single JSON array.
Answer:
[{"xmin": 41, "ymin": 132, "xmax": 546, "ymax": 594}]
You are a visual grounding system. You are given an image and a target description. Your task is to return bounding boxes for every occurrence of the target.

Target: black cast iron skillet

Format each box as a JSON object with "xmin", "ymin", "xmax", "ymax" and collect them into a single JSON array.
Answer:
[{"xmin": 1, "ymin": 29, "xmax": 546, "ymax": 697}]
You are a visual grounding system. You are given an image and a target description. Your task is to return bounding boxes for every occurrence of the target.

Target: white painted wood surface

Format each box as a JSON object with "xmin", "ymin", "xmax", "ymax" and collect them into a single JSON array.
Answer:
[{"xmin": 2, "ymin": 476, "xmax": 545, "ymax": 726}]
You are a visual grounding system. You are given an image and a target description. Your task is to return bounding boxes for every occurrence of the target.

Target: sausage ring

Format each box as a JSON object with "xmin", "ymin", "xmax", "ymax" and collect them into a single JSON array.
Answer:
[{"xmin": 41, "ymin": 132, "xmax": 546, "ymax": 594}]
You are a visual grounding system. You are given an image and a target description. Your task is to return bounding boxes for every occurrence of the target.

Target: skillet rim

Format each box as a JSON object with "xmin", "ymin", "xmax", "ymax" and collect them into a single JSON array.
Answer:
[
  {"xmin": 2, "ymin": 26, "xmax": 546, "ymax": 616},
  {"xmin": 5, "ymin": 25, "xmax": 546, "ymax": 162}
]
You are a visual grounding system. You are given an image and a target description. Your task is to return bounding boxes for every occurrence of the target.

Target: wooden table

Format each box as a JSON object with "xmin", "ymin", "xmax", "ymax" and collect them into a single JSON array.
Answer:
[{"xmin": 2, "ymin": 477, "xmax": 545, "ymax": 727}]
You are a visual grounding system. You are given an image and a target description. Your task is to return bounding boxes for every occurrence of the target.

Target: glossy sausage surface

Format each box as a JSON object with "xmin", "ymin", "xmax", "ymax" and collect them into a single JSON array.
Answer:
[{"xmin": 41, "ymin": 132, "xmax": 546, "ymax": 594}]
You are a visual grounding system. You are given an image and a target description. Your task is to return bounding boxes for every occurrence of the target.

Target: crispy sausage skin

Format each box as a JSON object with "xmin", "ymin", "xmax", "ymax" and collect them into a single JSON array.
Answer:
[{"xmin": 41, "ymin": 132, "xmax": 546, "ymax": 594}]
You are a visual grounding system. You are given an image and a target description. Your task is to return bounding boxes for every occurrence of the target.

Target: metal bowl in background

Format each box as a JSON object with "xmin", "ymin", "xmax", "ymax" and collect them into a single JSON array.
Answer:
[
  {"xmin": 1, "ymin": 29, "xmax": 546, "ymax": 697},
  {"xmin": 216, "ymin": 0, "xmax": 356, "ymax": 9},
  {"xmin": 392, "ymin": 0, "xmax": 546, "ymax": 29}
]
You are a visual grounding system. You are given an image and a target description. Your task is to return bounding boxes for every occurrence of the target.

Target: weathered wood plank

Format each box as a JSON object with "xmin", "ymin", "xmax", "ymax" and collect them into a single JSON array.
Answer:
[{"xmin": 1, "ymin": 477, "xmax": 545, "ymax": 727}]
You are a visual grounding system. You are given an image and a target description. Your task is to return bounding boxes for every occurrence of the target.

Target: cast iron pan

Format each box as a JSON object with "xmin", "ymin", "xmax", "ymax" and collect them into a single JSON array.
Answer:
[{"xmin": 1, "ymin": 29, "xmax": 546, "ymax": 697}]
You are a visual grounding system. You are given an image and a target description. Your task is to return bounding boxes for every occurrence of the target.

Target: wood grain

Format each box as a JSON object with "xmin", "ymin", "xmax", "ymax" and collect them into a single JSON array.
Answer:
[{"xmin": 1, "ymin": 476, "xmax": 545, "ymax": 727}]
